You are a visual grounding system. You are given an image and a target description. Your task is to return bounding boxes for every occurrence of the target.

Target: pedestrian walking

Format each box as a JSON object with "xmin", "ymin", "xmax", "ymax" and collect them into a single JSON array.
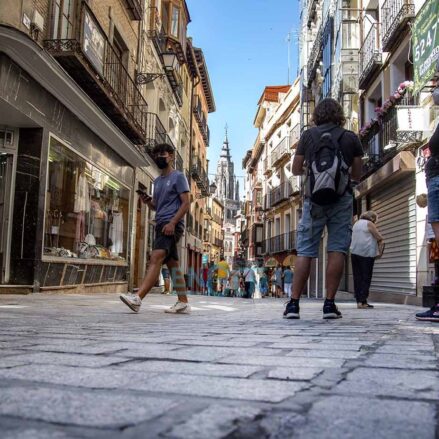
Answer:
[
  {"xmin": 259, "ymin": 269, "xmax": 269, "ymax": 297},
  {"xmin": 202, "ymin": 264, "xmax": 209, "ymax": 295},
  {"xmin": 161, "ymin": 265, "xmax": 171, "ymax": 294},
  {"xmin": 275, "ymin": 264, "xmax": 283, "ymax": 298},
  {"xmin": 216, "ymin": 257, "xmax": 230, "ymax": 295},
  {"xmin": 350, "ymin": 211, "xmax": 384, "ymax": 309},
  {"xmin": 283, "ymin": 266, "xmax": 294, "ymax": 299},
  {"xmin": 283, "ymin": 98, "xmax": 363, "ymax": 319},
  {"xmin": 242, "ymin": 264, "xmax": 256, "ymax": 299},
  {"xmin": 417, "ymin": 96, "xmax": 439, "ymax": 322},
  {"xmin": 229, "ymin": 268, "xmax": 241, "ymax": 297},
  {"xmin": 120, "ymin": 143, "xmax": 191, "ymax": 314},
  {"xmin": 207, "ymin": 262, "xmax": 215, "ymax": 296}
]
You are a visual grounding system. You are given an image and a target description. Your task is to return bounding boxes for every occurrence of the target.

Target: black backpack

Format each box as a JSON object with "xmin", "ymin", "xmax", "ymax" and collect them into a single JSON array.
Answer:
[{"xmin": 305, "ymin": 127, "xmax": 350, "ymax": 206}]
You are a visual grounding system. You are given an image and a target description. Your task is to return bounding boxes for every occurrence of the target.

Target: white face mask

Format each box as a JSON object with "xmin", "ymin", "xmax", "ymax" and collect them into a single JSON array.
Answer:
[{"xmin": 433, "ymin": 87, "xmax": 439, "ymax": 106}]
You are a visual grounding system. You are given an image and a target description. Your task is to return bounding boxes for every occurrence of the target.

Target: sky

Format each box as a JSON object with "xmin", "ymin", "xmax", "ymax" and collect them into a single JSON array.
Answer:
[{"xmin": 187, "ymin": 0, "xmax": 300, "ymax": 184}]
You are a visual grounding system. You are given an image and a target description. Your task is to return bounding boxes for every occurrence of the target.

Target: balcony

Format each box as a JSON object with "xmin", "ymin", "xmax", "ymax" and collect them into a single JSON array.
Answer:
[
  {"xmin": 289, "ymin": 124, "xmax": 301, "ymax": 150},
  {"xmin": 307, "ymin": 0, "xmax": 320, "ymax": 27},
  {"xmin": 263, "ymin": 231, "xmax": 297, "ymax": 255},
  {"xmin": 193, "ymin": 95, "xmax": 210, "ymax": 146},
  {"xmin": 381, "ymin": 0, "xmax": 415, "ymax": 52},
  {"xmin": 44, "ymin": 5, "xmax": 148, "ymax": 146},
  {"xmin": 264, "ymin": 182, "xmax": 294, "ymax": 210},
  {"xmin": 359, "ymin": 23, "xmax": 382, "ymax": 89},
  {"xmin": 263, "ymin": 156, "xmax": 272, "ymax": 176},
  {"xmin": 214, "ymin": 238, "xmax": 223, "ymax": 248},
  {"xmin": 307, "ymin": 25, "xmax": 323, "ymax": 85},
  {"xmin": 271, "ymin": 136, "xmax": 291, "ymax": 167},
  {"xmin": 123, "ymin": 0, "xmax": 143, "ymax": 20},
  {"xmin": 191, "ymin": 159, "xmax": 209, "ymax": 196}
]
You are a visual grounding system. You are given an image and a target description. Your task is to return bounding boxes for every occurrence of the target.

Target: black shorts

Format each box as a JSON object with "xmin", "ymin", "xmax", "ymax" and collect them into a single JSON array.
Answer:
[{"xmin": 153, "ymin": 223, "xmax": 184, "ymax": 263}]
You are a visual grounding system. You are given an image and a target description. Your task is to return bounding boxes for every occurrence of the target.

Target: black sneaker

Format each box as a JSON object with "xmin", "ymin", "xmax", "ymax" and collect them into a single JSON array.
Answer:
[
  {"xmin": 283, "ymin": 300, "xmax": 300, "ymax": 319},
  {"xmin": 415, "ymin": 305, "xmax": 439, "ymax": 322},
  {"xmin": 323, "ymin": 301, "xmax": 342, "ymax": 319}
]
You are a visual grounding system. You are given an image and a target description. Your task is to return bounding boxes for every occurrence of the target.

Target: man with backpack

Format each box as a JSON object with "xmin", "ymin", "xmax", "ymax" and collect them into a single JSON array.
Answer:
[{"xmin": 283, "ymin": 98, "xmax": 363, "ymax": 320}]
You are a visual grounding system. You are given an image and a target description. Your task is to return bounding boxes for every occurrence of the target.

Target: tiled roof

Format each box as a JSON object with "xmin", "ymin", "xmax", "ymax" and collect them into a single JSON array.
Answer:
[{"xmin": 258, "ymin": 85, "xmax": 291, "ymax": 104}]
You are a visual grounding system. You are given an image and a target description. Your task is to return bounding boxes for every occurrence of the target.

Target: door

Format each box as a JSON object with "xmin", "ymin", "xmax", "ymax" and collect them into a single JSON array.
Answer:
[{"xmin": 0, "ymin": 154, "xmax": 14, "ymax": 283}]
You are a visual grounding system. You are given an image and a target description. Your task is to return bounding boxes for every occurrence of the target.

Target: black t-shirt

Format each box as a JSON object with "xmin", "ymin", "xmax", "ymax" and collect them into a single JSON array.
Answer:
[
  {"xmin": 296, "ymin": 123, "xmax": 364, "ymax": 166},
  {"xmin": 426, "ymin": 124, "xmax": 439, "ymax": 181}
]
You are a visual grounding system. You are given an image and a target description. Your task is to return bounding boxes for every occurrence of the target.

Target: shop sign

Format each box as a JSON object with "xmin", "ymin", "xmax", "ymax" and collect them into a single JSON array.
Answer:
[
  {"xmin": 413, "ymin": 0, "xmax": 439, "ymax": 93},
  {"xmin": 82, "ymin": 8, "xmax": 105, "ymax": 76},
  {"xmin": 202, "ymin": 254, "xmax": 209, "ymax": 264},
  {"xmin": 396, "ymin": 106, "xmax": 428, "ymax": 131}
]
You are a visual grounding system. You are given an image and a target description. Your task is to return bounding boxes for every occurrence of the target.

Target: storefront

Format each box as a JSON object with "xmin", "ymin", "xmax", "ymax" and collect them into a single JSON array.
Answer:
[{"xmin": 0, "ymin": 30, "xmax": 152, "ymax": 293}]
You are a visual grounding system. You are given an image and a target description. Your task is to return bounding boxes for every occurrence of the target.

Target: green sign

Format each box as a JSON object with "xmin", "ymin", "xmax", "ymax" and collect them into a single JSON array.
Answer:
[{"xmin": 413, "ymin": 0, "xmax": 439, "ymax": 93}]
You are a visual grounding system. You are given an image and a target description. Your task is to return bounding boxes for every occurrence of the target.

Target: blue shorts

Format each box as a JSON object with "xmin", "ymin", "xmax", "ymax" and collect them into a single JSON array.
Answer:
[
  {"xmin": 427, "ymin": 176, "xmax": 439, "ymax": 223},
  {"xmin": 297, "ymin": 193, "xmax": 353, "ymax": 258}
]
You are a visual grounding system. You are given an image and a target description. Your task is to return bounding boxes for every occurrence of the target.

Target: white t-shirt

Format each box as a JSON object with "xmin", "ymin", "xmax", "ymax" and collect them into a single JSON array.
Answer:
[
  {"xmin": 350, "ymin": 219, "xmax": 378, "ymax": 258},
  {"xmin": 243, "ymin": 267, "xmax": 256, "ymax": 283}
]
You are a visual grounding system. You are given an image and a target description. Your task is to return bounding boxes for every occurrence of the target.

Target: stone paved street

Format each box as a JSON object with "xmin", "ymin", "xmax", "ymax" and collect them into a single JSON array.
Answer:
[{"xmin": 0, "ymin": 293, "xmax": 438, "ymax": 438}]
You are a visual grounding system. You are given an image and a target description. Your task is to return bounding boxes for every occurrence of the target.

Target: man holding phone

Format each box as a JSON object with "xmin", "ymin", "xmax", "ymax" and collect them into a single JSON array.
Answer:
[{"xmin": 120, "ymin": 143, "xmax": 191, "ymax": 314}]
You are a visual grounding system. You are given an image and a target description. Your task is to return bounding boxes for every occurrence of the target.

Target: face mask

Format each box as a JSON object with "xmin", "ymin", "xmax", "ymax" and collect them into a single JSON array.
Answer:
[
  {"xmin": 155, "ymin": 157, "xmax": 168, "ymax": 169},
  {"xmin": 433, "ymin": 87, "xmax": 439, "ymax": 106}
]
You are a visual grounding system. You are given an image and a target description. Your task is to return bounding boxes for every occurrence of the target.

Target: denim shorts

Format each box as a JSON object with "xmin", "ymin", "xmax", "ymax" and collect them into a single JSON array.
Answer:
[
  {"xmin": 153, "ymin": 223, "xmax": 184, "ymax": 262},
  {"xmin": 297, "ymin": 193, "xmax": 353, "ymax": 258},
  {"xmin": 427, "ymin": 176, "xmax": 439, "ymax": 223}
]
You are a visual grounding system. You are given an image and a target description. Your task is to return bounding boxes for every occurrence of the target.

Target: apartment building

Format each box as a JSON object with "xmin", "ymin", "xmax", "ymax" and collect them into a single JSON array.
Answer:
[
  {"xmin": 241, "ymin": 80, "xmax": 301, "ymax": 268},
  {"xmin": 0, "ymin": 0, "xmax": 213, "ymax": 293},
  {"xmin": 203, "ymin": 196, "xmax": 224, "ymax": 264}
]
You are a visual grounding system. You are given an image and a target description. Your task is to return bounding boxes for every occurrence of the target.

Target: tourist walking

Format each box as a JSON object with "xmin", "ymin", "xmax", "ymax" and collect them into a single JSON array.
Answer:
[
  {"xmin": 283, "ymin": 98, "xmax": 363, "ymax": 319},
  {"xmin": 350, "ymin": 211, "xmax": 384, "ymax": 308},
  {"xmin": 242, "ymin": 264, "xmax": 256, "ymax": 299},
  {"xmin": 275, "ymin": 264, "xmax": 283, "ymax": 298},
  {"xmin": 120, "ymin": 143, "xmax": 191, "ymax": 314},
  {"xmin": 283, "ymin": 266, "xmax": 294, "ymax": 299},
  {"xmin": 161, "ymin": 265, "xmax": 171, "ymax": 294},
  {"xmin": 259, "ymin": 269, "xmax": 269, "ymax": 297},
  {"xmin": 216, "ymin": 257, "xmax": 230, "ymax": 295},
  {"xmin": 229, "ymin": 267, "xmax": 241, "ymax": 297}
]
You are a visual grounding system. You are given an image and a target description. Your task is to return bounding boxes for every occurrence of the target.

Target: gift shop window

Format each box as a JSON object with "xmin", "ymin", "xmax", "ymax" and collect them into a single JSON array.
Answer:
[{"xmin": 45, "ymin": 137, "xmax": 130, "ymax": 261}]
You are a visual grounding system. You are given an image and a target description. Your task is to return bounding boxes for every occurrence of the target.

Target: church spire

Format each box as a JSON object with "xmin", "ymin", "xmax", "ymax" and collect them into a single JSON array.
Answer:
[{"xmin": 220, "ymin": 124, "xmax": 231, "ymax": 159}]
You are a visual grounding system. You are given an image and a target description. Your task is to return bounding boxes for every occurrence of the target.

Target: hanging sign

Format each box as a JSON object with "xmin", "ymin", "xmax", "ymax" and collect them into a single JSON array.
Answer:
[{"xmin": 413, "ymin": 0, "xmax": 439, "ymax": 93}]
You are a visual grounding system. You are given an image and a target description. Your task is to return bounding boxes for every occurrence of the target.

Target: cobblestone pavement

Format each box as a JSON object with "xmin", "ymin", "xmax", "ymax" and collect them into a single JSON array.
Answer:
[{"xmin": 0, "ymin": 293, "xmax": 438, "ymax": 438}]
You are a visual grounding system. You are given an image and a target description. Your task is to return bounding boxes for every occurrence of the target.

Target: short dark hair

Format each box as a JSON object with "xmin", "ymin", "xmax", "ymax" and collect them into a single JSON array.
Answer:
[
  {"xmin": 312, "ymin": 98, "xmax": 346, "ymax": 127},
  {"xmin": 152, "ymin": 143, "xmax": 175, "ymax": 156}
]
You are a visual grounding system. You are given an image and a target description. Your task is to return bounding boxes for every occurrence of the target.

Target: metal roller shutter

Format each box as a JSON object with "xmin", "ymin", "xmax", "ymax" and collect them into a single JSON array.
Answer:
[{"xmin": 369, "ymin": 175, "xmax": 416, "ymax": 295}]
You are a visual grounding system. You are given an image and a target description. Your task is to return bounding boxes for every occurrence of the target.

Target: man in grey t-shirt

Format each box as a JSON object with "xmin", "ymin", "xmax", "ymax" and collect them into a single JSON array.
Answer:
[{"xmin": 120, "ymin": 143, "xmax": 191, "ymax": 314}]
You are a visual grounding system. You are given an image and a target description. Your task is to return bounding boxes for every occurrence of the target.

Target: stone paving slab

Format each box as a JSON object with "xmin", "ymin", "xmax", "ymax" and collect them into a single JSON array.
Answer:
[
  {"xmin": 291, "ymin": 396, "xmax": 437, "ymax": 439},
  {"xmin": 0, "ymin": 385, "xmax": 177, "ymax": 428},
  {"xmin": 0, "ymin": 293, "xmax": 437, "ymax": 438}
]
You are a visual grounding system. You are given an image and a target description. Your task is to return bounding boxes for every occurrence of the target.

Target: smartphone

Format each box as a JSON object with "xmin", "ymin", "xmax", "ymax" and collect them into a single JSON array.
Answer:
[{"xmin": 136, "ymin": 189, "xmax": 152, "ymax": 199}]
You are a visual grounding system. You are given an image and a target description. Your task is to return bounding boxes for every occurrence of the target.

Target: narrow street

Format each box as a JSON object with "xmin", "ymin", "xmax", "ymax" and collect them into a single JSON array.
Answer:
[{"xmin": 0, "ymin": 293, "xmax": 437, "ymax": 438}]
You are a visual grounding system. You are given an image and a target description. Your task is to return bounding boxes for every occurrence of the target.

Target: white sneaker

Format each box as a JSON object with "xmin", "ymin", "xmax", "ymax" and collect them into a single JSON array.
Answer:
[
  {"xmin": 165, "ymin": 301, "xmax": 191, "ymax": 314},
  {"xmin": 120, "ymin": 293, "xmax": 142, "ymax": 313}
]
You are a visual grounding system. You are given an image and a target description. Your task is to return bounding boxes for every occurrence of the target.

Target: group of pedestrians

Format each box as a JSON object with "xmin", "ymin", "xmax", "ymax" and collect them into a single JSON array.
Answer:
[{"xmin": 119, "ymin": 87, "xmax": 439, "ymax": 323}]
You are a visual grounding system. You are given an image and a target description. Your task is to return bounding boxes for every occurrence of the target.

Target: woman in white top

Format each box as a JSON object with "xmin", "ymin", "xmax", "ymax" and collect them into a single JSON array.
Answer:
[{"xmin": 350, "ymin": 211, "xmax": 384, "ymax": 309}]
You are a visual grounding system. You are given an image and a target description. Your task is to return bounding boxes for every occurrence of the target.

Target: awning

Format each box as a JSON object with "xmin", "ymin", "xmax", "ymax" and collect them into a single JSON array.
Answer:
[
  {"xmin": 265, "ymin": 257, "xmax": 278, "ymax": 267},
  {"xmin": 283, "ymin": 254, "xmax": 296, "ymax": 267}
]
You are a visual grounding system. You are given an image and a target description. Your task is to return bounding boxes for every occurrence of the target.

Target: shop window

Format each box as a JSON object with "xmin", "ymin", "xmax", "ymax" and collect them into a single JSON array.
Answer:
[{"xmin": 45, "ymin": 137, "xmax": 130, "ymax": 260}]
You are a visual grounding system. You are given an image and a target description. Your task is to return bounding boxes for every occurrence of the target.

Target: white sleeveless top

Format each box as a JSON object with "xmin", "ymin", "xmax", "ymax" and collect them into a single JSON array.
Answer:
[{"xmin": 350, "ymin": 219, "xmax": 378, "ymax": 258}]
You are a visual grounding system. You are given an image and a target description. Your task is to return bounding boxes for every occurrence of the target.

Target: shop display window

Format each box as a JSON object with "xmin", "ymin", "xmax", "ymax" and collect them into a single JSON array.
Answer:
[{"xmin": 44, "ymin": 137, "xmax": 130, "ymax": 261}]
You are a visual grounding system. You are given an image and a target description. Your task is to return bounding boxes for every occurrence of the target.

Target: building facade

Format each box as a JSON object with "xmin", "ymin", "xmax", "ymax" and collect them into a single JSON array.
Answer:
[{"xmin": 0, "ymin": 0, "xmax": 214, "ymax": 293}]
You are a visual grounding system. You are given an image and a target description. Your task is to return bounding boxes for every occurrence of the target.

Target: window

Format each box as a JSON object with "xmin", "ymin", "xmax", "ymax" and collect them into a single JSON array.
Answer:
[
  {"xmin": 170, "ymin": 4, "xmax": 180, "ymax": 38},
  {"xmin": 45, "ymin": 137, "xmax": 130, "ymax": 260},
  {"xmin": 52, "ymin": 0, "xmax": 75, "ymax": 39}
]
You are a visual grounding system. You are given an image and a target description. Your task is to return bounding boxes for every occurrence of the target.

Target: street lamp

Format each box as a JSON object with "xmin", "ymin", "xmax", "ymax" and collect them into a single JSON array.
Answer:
[
  {"xmin": 136, "ymin": 52, "xmax": 179, "ymax": 85},
  {"xmin": 209, "ymin": 181, "xmax": 217, "ymax": 194}
]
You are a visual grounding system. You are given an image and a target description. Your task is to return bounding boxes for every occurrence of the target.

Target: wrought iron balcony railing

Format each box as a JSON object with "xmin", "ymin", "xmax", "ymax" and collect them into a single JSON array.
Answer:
[
  {"xmin": 214, "ymin": 238, "xmax": 223, "ymax": 248},
  {"xmin": 264, "ymin": 182, "xmax": 294, "ymax": 210},
  {"xmin": 263, "ymin": 156, "xmax": 272, "ymax": 176},
  {"xmin": 359, "ymin": 23, "xmax": 382, "ymax": 89},
  {"xmin": 381, "ymin": 0, "xmax": 415, "ymax": 52},
  {"xmin": 307, "ymin": 25, "xmax": 323, "ymax": 85},
  {"xmin": 193, "ymin": 95, "xmax": 210, "ymax": 146},
  {"xmin": 44, "ymin": 4, "xmax": 148, "ymax": 147},
  {"xmin": 191, "ymin": 158, "xmax": 209, "ymax": 196},
  {"xmin": 262, "ymin": 231, "xmax": 297, "ymax": 255},
  {"xmin": 271, "ymin": 136, "xmax": 291, "ymax": 167}
]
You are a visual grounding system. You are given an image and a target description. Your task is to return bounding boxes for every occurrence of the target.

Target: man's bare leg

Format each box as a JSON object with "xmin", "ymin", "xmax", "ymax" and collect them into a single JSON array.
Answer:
[
  {"xmin": 325, "ymin": 252, "xmax": 345, "ymax": 300},
  {"xmin": 166, "ymin": 258, "xmax": 188, "ymax": 303},
  {"xmin": 137, "ymin": 249, "xmax": 166, "ymax": 300},
  {"xmin": 291, "ymin": 256, "xmax": 313, "ymax": 300}
]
